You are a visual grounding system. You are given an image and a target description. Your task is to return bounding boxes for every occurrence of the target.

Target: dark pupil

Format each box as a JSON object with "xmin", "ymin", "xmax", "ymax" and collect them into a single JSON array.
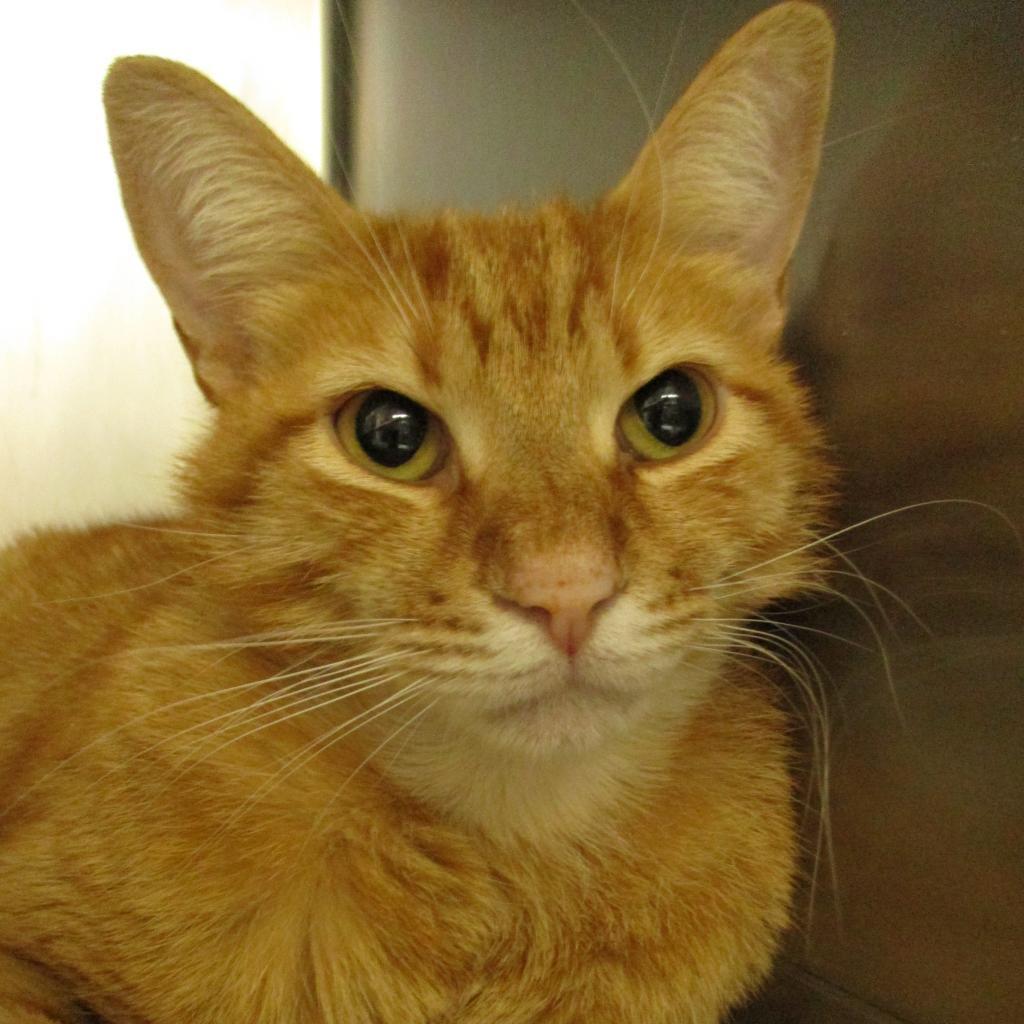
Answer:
[
  {"xmin": 634, "ymin": 370, "xmax": 702, "ymax": 447},
  {"xmin": 355, "ymin": 390, "xmax": 428, "ymax": 468}
]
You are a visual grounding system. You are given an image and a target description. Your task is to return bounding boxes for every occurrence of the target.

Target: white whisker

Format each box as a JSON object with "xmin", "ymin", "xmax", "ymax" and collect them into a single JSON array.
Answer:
[
  {"xmin": 715, "ymin": 499, "xmax": 1023, "ymax": 586},
  {"xmin": 171, "ymin": 669, "xmax": 410, "ymax": 780},
  {"xmin": 693, "ymin": 628, "xmax": 835, "ymax": 924},
  {"xmin": 171, "ymin": 653, "xmax": 422, "ymax": 775},
  {"xmin": 306, "ymin": 689, "xmax": 440, "ymax": 846},
  {"xmin": 198, "ymin": 677, "xmax": 434, "ymax": 852},
  {"xmin": 39, "ymin": 542, "xmax": 262, "ymax": 604},
  {"xmin": 135, "ymin": 621, "xmax": 412, "ymax": 655}
]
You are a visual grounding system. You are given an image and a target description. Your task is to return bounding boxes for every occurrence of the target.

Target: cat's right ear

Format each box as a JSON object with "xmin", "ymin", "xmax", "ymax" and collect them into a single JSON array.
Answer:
[
  {"xmin": 606, "ymin": 2, "xmax": 834, "ymax": 294},
  {"xmin": 104, "ymin": 58, "xmax": 353, "ymax": 404}
]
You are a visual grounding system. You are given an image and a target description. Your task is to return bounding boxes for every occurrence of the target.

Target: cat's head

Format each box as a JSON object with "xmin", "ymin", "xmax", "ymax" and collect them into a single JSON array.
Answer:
[{"xmin": 104, "ymin": 3, "xmax": 834, "ymax": 759}]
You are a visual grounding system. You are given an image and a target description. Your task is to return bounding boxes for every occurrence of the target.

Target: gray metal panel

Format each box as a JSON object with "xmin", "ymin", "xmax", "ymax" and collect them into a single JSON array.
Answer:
[{"xmin": 343, "ymin": 0, "xmax": 988, "ymax": 312}]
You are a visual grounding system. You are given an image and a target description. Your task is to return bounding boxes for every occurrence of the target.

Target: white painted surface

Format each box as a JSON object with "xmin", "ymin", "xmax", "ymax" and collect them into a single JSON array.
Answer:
[{"xmin": 0, "ymin": 0, "xmax": 322, "ymax": 545}]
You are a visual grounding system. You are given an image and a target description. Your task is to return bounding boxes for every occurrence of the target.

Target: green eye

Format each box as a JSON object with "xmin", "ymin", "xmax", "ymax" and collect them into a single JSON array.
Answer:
[
  {"xmin": 335, "ymin": 389, "xmax": 446, "ymax": 482},
  {"xmin": 618, "ymin": 367, "xmax": 716, "ymax": 461}
]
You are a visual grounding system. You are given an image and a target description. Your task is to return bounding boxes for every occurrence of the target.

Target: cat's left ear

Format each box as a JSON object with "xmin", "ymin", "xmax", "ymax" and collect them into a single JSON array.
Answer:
[{"xmin": 607, "ymin": 2, "xmax": 834, "ymax": 291}]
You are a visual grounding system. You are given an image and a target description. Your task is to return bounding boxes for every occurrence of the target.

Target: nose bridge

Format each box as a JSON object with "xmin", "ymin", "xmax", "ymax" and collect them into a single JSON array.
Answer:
[
  {"xmin": 481, "ymin": 468, "xmax": 622, "ymax": 651},
  {"xmin": 469, "ymin": 409, "xmax": 629, "ymax": 654},
  {"xmin": 474, "ymin": 454, "xmax": 625, "ymax": 647},
  {"xmin": 479, "ymin": 456, "xmax": 619, "ymax": 576}
]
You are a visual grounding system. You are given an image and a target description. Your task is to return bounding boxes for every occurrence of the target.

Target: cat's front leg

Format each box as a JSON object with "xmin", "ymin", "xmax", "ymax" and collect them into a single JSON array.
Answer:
[{"xmin": 0, "ymin": 953, "xmax": 85, "ymax": 1024}]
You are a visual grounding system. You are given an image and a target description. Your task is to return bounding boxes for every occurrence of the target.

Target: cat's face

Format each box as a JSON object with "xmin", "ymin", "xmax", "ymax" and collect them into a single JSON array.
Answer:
[
  {"xmin": 181, "ymin": 203, "xmax": 827, "ymax": 755},
  {"xmin": 104, "ymin": 4, "xmax": 834, "ymax": 757}
]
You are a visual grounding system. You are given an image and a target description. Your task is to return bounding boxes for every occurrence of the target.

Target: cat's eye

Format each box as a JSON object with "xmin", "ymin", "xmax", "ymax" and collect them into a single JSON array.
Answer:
[
  {"xmin": 618, "ymin": 367, "xmax": 716, "ymax": 461},
  {"xmin": 335, "ymin": 389, "xmax": 446, "ymax": 482}
]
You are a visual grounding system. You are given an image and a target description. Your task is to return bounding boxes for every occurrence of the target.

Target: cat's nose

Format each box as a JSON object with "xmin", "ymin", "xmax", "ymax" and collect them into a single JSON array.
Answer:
[{"xmin": 503, "ymin": 551, "xmax": 621, "ymax": 657}]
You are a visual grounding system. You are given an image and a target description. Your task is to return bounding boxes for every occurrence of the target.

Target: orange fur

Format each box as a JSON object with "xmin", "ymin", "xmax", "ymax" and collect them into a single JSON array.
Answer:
[{"xmin": 0, "ymin": 5, "xmax": 834, "ymax": 1022}]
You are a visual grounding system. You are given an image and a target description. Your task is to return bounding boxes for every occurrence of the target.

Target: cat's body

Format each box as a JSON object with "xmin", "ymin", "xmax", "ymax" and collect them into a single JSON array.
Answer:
[
  {"xmin": 0, "ymin": 525, "xmax": 792, "ymax": 1023},
  {"xmin": 0, "ymin": 5, "xmax": 833, "ymax": 1022}
]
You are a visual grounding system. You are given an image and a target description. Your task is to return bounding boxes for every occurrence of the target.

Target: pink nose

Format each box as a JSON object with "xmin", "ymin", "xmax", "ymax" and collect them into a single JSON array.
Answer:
[{"xmin": 503, "ymin": 550, "xmax": 620, "ymax": 656}]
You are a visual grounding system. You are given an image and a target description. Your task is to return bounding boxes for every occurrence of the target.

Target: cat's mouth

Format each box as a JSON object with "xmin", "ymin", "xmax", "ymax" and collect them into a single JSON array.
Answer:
[
  {"xmin": 477, "ymin": 676, "xmax": 645, "ymax": 754},
  {"xmin": 463, "ymin": 641, "xmax": 718, "ymax": 754},
  {"xmin": 476, "ymin": 666, "xmax": 648, "ymax": 751},
  {"xmin": 488, "ymin": 677, "xmax": 635, "ymax": 722}
]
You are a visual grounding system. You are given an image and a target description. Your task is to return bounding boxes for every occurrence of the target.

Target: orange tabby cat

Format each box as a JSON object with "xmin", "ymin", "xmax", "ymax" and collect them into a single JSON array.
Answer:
[{"xmin": 0, "ymin": 4, "xmax": 833, "ymax": 1022}]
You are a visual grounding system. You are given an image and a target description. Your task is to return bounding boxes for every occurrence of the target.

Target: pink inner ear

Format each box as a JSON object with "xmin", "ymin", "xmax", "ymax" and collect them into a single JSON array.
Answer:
[
  {"xmin": 104, "ymin": 56, "xmax": 358, "ymax": 409},
  {"xmin": 171, "ymin": 319, "xmax": 243, "ymax": 406}
]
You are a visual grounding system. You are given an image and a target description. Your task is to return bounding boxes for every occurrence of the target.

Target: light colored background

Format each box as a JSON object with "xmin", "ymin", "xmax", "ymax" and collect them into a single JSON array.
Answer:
[{"xmin": 0, "ymin": 0, "xmax": 321, "ymax": 545}]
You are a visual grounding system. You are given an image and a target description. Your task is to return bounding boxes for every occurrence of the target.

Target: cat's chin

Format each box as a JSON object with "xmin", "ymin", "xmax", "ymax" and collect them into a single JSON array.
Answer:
[
  {"xmin": 482, "ymin": 679, "xmax": 644, "ymax": 755},
  {"xmin": 447, "ymin": 648, "xmax": 719, "ymax": 758}
]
